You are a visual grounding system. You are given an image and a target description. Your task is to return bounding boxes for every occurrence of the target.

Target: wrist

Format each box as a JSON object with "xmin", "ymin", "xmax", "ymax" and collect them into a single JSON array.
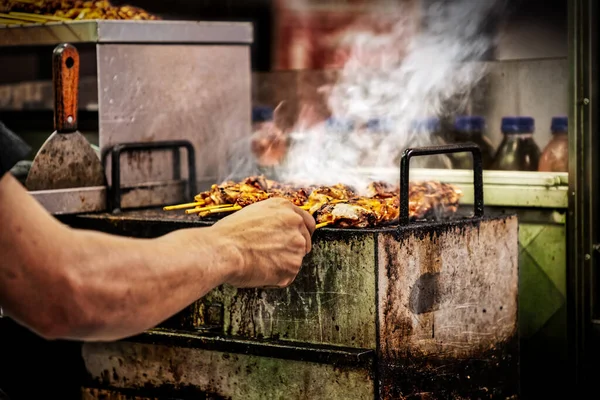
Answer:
[
  {"xmin": 206, "ymin": 225, "xmax": 246, "ymax": 286},
  {"xmin": 158, "ymin": 226, "xmax": 242, "ymax": 288}
]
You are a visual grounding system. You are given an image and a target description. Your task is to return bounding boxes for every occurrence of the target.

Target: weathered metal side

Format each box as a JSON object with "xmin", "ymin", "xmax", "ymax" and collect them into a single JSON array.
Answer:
[
  {"xmin": 377, "ymin": 216, "xmax": 520, "ymax": 399},
  {"xmin": 81, "ymin": 341, "xmax": 374, "ymax": 400},
  {"xmin": 186, "ymin": 231, "xmax": 378, "ymax": 348},
  {"xmin": 67, "ymin": 210, "xmax": 519, "ymax": 398}
]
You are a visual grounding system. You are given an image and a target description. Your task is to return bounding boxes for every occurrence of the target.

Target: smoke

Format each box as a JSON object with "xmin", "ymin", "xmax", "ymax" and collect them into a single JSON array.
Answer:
[{"xmin": 230, "ymin": 0, "xmax": 506, "ymax": 192}]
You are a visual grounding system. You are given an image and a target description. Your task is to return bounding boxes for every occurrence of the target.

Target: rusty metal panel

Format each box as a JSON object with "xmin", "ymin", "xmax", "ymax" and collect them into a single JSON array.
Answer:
[
  {"xmin": 97, "ymin": 44, "xmax": 251, "ymax": 187},
  {"xmin": 192, "ymin": 231, "xmax": 378, "ymax": 349},
  {"xmin": 377, "ymin": 216, "xmax": 519, "ymax": 399},
  {"xmin": 81, "ymin": 341, "xmax": 374, "ymax": 400},
  {"xmin": 65, "ymin": 210, "xmax": 519, "ymax": 398}
]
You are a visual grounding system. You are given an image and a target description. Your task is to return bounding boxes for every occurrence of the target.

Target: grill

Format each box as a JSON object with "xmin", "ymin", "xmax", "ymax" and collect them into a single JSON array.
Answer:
[{"xmin": 65, "ymin": 143, "xmax": 519, "ymax": 400}]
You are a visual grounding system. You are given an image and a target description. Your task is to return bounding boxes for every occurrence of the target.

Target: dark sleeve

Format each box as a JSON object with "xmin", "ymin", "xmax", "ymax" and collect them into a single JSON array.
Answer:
[{"xmin": 0, "ymin": 121, "xmax": 31, "ymax": 178}]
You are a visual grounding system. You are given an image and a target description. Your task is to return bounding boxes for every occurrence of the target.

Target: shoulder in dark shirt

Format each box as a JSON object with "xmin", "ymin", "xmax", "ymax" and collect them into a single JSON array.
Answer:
[{"xmin": 0, "ymin": 121, "xmax": 31, "ymax": 178}]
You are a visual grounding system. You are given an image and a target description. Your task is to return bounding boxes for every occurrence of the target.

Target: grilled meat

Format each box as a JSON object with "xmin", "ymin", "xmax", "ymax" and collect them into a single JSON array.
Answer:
[
  {"xmin": 193, "ymin": 177, "xmax": 306, "ymax": 207},
  {"xmin": 315, "ymin": 203, "xmax": 378, "ymax": 228},
  {"xmin": 194, "ymin": 182, "xmax": 271, "ymax": 207},
  {"xmin": 182, "ymin": 175, "xmax": 462, "ymax": 228},
  {"xmin": 409, "ymin": 181, "xmax": 462, "ymax": 219},
  {"xmin": 4, "ymin": 0, "xmax": 158, "ymax": 20},
  {"xmin": 271, "ymin": 187, "xmax": 310, "ymax": 206},
  {"xmin": 311, "ymin": 183, "xmax": 357, "ymax": 200},
  {"xmin": 366, "ymin": 181, "xmax": 398, "ymax": 198}
]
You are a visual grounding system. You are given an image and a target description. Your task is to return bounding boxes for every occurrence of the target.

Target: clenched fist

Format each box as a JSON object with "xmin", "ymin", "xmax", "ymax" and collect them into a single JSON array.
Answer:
[{"xmin": 211, "ymin": 198, "xmax": 316, "ymax": 288}]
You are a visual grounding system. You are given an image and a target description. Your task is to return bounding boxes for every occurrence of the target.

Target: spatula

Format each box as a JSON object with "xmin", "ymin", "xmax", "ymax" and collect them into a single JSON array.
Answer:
[{"xmin": 26, "ymin": 43, "xmax": 105, "ymax": 191}]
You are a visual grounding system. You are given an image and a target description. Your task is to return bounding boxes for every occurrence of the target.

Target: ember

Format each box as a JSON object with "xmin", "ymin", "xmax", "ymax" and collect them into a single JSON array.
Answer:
[{"xmin": 164, "ymin": 175, "xmax": 463, "ymax": 228}]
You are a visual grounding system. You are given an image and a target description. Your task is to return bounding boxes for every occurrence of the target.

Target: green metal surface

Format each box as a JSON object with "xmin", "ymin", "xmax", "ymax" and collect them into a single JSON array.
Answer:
[
  {"xmin": 357, "ymin": 168, "xmax": 569, "ymax": 207},
  {"xmin": 409, "ymin": 168, "xmax": 568, "ymax": 186},
  {"xmin": 458, "ymin": 184, "xmax": 568, "ymax": 208},
  {"xmin": 496, "ymin": 208, "xmax": 568, "ymax": 399},
  {"xmin": 419, "ymin": 169, "xmax": 568, "ymax": 208},
  {"xmin": 196, "ymin": 233, "xmax": 378, "ymax": 349},
  {"xmin": 519, "ymin": 220, "xmax": 567, "ymax": 339}
]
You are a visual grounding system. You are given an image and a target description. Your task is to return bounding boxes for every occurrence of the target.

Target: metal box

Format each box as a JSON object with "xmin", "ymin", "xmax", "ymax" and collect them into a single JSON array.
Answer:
[
  {"xmin": 70, "ymin": 209, "xmax": 519, "ymax": 399},
  {"xmin": 0, "ymin": 20, "xmax": 253, "ymax": 210}
]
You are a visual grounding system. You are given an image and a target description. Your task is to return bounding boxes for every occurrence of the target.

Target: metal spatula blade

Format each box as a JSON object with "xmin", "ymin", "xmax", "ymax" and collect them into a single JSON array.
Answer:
[{"xmin": 26, "ymin": 43, "xmax": 105, "ymax": 191}]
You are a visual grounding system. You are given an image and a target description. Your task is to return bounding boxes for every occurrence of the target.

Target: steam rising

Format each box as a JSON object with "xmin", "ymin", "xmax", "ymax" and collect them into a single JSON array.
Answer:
[{"xmin": 231, "ymin": 0, "xmax": 505, "ymax": 192}]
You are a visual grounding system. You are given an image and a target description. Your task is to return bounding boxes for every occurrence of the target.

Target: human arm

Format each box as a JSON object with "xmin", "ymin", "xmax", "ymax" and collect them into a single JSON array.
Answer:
[{"xmin": 0, "ymin": 172, "xmax": 314, "ymax": 342}]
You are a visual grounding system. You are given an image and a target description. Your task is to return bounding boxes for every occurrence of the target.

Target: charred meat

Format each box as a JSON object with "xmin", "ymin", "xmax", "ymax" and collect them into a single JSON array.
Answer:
[{"xmin": 174, "ymin": 175, "xmax": 463, "ymax": 228}]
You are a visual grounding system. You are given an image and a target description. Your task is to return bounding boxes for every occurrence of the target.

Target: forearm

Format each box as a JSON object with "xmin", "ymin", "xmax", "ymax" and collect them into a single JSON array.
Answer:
[
  {"xmin": 0, "ymin": 173, "xmax": 240, "ymax": 341},
  {"xmin": 60, "ymin": 226, "xmax": 238, "ymax": 341}
]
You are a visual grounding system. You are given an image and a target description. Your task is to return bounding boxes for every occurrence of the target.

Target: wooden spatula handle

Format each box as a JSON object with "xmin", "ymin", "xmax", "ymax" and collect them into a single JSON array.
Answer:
[{"xmin": 52, "ymin": 43, "xmax": 79, "ymax": 133}]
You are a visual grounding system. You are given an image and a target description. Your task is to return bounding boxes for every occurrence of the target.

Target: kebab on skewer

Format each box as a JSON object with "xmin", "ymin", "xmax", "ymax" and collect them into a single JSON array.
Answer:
[{"xmin": 163, "ymin": 176, "xmax": 463, "ymax": 229}]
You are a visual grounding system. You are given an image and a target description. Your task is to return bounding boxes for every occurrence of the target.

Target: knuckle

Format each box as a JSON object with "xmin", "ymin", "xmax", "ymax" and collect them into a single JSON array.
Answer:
[
  {"xmin": 292, "ymin": 213, "xmax": 305, "ymax": 225},
  {"xmin": 292, "ymin": 235, "xmax": 306, "ymax": 248},
  {"xmin": 305, "ymin": 213, "xmax": 317, "ymax": 228}
]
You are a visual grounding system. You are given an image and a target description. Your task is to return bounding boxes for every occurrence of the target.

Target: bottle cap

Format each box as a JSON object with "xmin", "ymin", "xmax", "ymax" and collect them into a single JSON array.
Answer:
[
  {"xmin": 455, "ymin": 116, "xmax": 485, "ymax": 132},
  {"xmin": 550, "ymin": 116, "xmax": 568, "ymax": 133},
  {"xmin": 366, "ymin": 118, "xmax": 392, "ymax": 133},
  {"xmin": 411, "ymin": 117, "xmax": 440, "ymax": 132},
  {"xmin": 501, "ymin": 116, "xmax": 535, "ymax": 134}
]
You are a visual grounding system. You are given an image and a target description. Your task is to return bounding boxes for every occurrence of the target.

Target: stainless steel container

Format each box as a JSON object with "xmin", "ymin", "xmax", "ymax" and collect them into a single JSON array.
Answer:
[{"xmin": 0, "ymin": 20, "xmax": 253, "ymax": 212}]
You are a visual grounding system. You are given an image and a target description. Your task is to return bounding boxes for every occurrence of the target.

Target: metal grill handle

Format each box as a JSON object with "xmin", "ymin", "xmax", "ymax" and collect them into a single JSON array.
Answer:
[
  {"xmin": 399, "ymin": 142, "xmax": 484, "ymax": 225},
  {"xmin": 103, "ymin": 140, "xmax": 197, "ymax": 213}
]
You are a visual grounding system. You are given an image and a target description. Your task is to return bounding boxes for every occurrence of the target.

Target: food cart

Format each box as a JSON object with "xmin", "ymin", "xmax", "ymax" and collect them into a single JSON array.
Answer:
[{"xmin": 0, "ymin": 0, "xmax": 595, "ymax": 398}]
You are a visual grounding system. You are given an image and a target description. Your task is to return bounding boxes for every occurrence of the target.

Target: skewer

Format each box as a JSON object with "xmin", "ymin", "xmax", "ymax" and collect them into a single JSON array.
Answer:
[
  {"xmin": 0, "ymin": 13, "xmax": 35, "ymax": 23},
  {"xmin": 0, "ymin": 17, "xmax": 21, "ymax": 24},
  {"xmin": 208, "ymin": 205, "xmax": 242, "ymax": 213},
  {"xmin": 9, "ymin": 12, "xmax": 72, "ymax": 22},
  {"xmin": 163, "ymin": 200, "xmax": 205, "ymax": 211},
  {"xmin": 0, "ymin": 12, "xmax": 58, "ymax": 23},
  {"xmin": 185, "ymin": 208, "xmax": 204, "ymax": 215},
  {"xmin": 315, "ymin": 221, "xmax": 332, "ymax": 229},
  {"xmin": 184, "ymin": 204, "xmax": 234, "ymax": 215}
]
